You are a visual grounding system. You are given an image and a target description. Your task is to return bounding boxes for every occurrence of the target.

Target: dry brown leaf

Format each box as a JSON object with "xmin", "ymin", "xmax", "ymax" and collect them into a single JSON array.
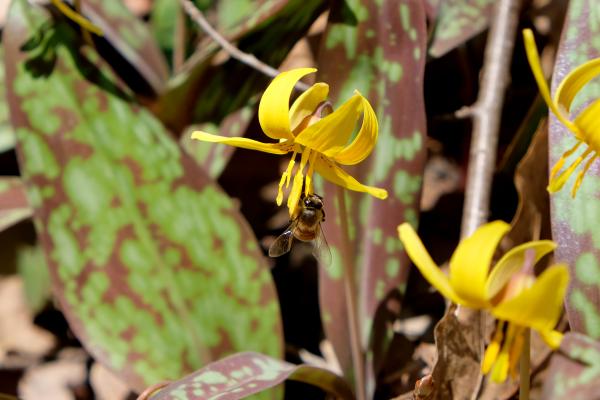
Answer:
[{"xmin": 420, "ymin": 156, "xmax": 461, "ymax": 211}]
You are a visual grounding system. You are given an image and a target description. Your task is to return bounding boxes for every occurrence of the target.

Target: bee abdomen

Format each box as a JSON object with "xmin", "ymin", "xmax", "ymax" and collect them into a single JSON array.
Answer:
[{"xmin": 294, "ymin": 225, "xmax": 317, "ymax": 242}]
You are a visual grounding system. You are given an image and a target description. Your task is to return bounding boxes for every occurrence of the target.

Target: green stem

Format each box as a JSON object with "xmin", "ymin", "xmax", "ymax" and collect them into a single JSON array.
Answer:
[
  {"xmin": 519, "ymin": 328, "xmax": 531, "ymax": 400},
  {"xmin": 336, "ymin": 186, "xmax": 366, "ymax": 400}
]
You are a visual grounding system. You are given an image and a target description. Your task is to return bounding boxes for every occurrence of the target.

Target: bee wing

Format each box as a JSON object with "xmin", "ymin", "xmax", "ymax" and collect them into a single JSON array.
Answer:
[
  {"xmin": 312, "ymin": 224, "xmax": 332, "ymax": 266},
  {"xmin": 269, "ymin": 227, "xmax": 295, "ymax": 257}
]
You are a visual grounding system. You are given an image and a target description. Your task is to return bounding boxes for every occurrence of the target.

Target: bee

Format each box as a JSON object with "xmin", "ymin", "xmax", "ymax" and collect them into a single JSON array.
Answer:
[{"xmin": 269, "ymin": 193, "xmax": 331, "ymax": 264}]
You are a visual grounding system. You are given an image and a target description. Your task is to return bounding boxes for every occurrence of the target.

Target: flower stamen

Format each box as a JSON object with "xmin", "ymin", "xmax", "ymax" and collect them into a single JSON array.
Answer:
[
  {"xmin": 572, "ymin": 154, "xmax": 598, "ymax": 197},
  {"xmin": 548, "ymin": 147, "xmax": 593, "ymax": 193}
]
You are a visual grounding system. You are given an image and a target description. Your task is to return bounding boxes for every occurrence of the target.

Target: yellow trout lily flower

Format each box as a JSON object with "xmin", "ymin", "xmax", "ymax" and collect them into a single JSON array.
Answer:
[
  {"xmin": 523, "ymin": 28, "xmax": 600, "ymax": 197},
  {"xmin": 398, "ymin": 221, "xmax": 569, "ymax": 382},
  {"xmin": 191, "ymin": 68, "xmax": 388, "ymax": 216}
]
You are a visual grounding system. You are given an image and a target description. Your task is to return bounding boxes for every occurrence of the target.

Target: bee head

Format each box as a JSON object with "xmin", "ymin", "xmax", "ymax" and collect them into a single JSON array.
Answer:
[{"xmin": 303, "ymin": 193, "xmax": 324, "ymax": 210}]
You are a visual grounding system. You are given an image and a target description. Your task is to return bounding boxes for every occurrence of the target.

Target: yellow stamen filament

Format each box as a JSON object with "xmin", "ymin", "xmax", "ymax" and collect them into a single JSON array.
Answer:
[
  {"xmin": 287, "ymin": 149, "xmax": 312, "ymax": 216},
  {"xmin": 482, "ymin": 321, "xmax": 505, "ymax": 374},
  {"xmin": 572, "ymin": 154, "xmax": 598, "ymax": 197},
  {"xmin": 548, "ymin": 147, "xmax": 593, "ymax": 193},
  {"xmin": 304, "ymin": 152, "xmax": 318, "ymax": 196},
  {"xmin": 550, "ymin": 141, "xmax": 582, "ymax": 179},
  {"xmin": 508, "ymin": 326, "xmax": 526, "ymax": 379},
  {"xmin": 491, "ymin": 323, "xmax": 518, "ymax": 383},
  {"xmin": 277, "ymin": 150, "xmax": 299, "ymax": 205}
]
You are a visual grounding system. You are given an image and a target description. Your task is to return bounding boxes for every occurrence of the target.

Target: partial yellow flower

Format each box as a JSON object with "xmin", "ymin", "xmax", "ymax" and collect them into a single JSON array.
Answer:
[
  {"xmin": 192, "ymin": 68, "xmax": 388, "ymax": 216},
  {"xmin": 51, "ymin": 0, "xmax": 104, "ymax": 36},
  {"xmin": 397, "ymin": 221, "xmax": 569, "ymax": 382},
  {"xmin": 523, "ymin": 28, "xmax": 600, "ymax": 197}
]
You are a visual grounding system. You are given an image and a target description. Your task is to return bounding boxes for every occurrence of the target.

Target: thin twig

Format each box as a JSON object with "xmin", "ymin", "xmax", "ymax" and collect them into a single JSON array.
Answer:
[
  {"xmin": 178, "ymin": 0, "xmax": 310, "ymax": 91},
  {"xmin": 455, "ymin": 1, "xmax": 521, "ymax": 398},
  {"xmin": 461, "ymin": 0, "xmax": 522, "ymax": 238},
  {"xmin": 336, "ymin": 186, "xmax": 366, "ymax": 400}
]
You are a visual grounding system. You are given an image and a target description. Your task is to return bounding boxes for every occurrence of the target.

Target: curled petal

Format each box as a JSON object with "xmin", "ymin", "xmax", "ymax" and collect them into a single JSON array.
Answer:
[
  {"xmin": 259, "ymin": 68, "xmax": 316, "ymax": 140},
  {"xmin": 555, "ymin": 57, "xmax": 600, "ymax": 112},
  {"xmin": 295, "ymin": 94, "xmax": 363, "ymax": 156},
  {"xmin": 314, "ymin": 155, "xmax": 387, "ymax": 199},
  {"xmin": 191, "ymin": 131, "xmax": 294, "ymax": 155},
  {"xmin": 289, "ymin": 83, "xmax": 329, "ymax": 133},
  {"xmin": 574, "ymin": 98, "xmax": 600, "ymax": 151},
  {"xmin": 398, "ymin": 223, "xmax": 462, "ymax": 304},
  {"xmin": 333, "ymin": 94, "xmax": 379, "ymax": 165},
  {"xmin": 538, "ymin": 329, "xmax": 563, "ymax": 350},
  {"xmin": 522, "ymin": 29, "xmax": 580, "ymax": 136},
  {"xmin": 486, "ymin": 240, "xmax": 556, "ymax": 299},
  {"xmin": 449, "ymin": 221, "xmax": 510, "ymax": 308},
  {"xmin": 492, "ymin": 264, "xmax": 569, "ymax": 333},
  {"xmin": 50, "ymin": 0, "xmax": 103, "ymax": 36}
]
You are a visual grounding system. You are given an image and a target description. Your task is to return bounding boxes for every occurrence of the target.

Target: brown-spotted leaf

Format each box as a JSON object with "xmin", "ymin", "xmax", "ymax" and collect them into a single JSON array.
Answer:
[
  {"xmin": 76, "ymin": 0, "xmax": 169, "ymax": 94},
  {"xmin": 548, "ymin": 0, "xmax": 600, "ymax": 339},
  {"xmin": 150, "ymin": 352, "xmax": 354, "ymax": 400},
  {"xmin": 0, "ymin": 43, "xmax": 15, "ymax": 153},
  {"xmin": 315, "ymin": 0, "xmax": 427, "ymax": 385},
  {"xmin": 428, "ymin": 0, "xmax": 495, "ymax": 58},
  {"xmin": 5, "ymin": 0, "xmax": 281, "ymax": 392},
  {"xmin": 0, "ymin": 177, "xmax": 32, "ymax": 232},
  {"xmin": 541, "ymin": 332, "xmax": 600, "ymax": 400}
]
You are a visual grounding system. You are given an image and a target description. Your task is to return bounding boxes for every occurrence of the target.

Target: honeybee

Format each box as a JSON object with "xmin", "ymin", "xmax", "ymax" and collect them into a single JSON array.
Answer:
[{"xmin": 269, "ymin": 193, "xmax": 331, "ymax": 264}]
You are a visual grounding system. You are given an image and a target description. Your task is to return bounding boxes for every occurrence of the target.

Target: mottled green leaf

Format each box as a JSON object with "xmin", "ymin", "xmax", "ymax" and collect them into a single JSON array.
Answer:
[
  {"xmin": 428, "ymin": 0, "xmax": 495, "ymax": 58},
  {"xmin": 155, "ymin": 0, "xmax": 326, "ymax": 133},
  {"xmin": 4, "ymin": 0, "xmax": 282, "ymax": 392},
  {"xmin": 541, "ymin": 332, "xmax": 600, "ymax": 399},
  {"xmin": 548, "ymin": 0, "xmax": 600, "ymax": 339},
  {"xmin": 180, "ymin": 98, "xmax": 257, "ymax": 179},
  {"xmin": 75, "ymin": 0, "xmax": 169, "ymax": 94},
  {"xmin": 150, "ymin": 352, "xmax": 354, "ymax": 400},
  {"xmin": 315, "ymin": 0, "xmax": 427, "ymax": 386},
  {"xmin": 0, "ymin": 43, "xmax": 16, "ymax": 153},
  {"xmin": 16, "ymin": 242, "xmax": 51, "ymax": 313},
  {"xmin": 0, "ymin": 177, "xmax": 32, "ymax": 232}
]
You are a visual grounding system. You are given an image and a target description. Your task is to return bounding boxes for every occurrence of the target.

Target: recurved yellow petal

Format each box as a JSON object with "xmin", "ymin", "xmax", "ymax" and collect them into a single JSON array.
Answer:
[
  {"xmin": 486, "ymin": 240, "xmax": 556, "ymax": 299},
  {"xmin": 51, "ymin": 0, "xmax": 104, "ymax": 36},
  {"xmin": 574, "ymin": 98, "xmax": 600, "ymax": 148},
  {"xmin": 289, "ymin": 82, "xmax": 329, "ymax": 132},
  {"xmin": 555, "ymin": 57, "xmax": 600, "ymax": 112},
  {"xmin": 295, "ymin": 94, "xmax": 363, "ymax": 157},
  {"xmin": 492, "ymin": 264, "xmax": 569, "ymax": 332},
  {"xmin": 398, "ymin": 223, "xmax": 462, "ymax": 304},
  {"xmin": 259, "ymin": 68, "xmax": 316, "ymax": 140},
  {"xmin": 538, "ymin": 329, "xmax": 563, "ymax": 349},
  {"xmin": 314, "ymin": 156, "xmax": 387, "ymax": 199},
  {"xmin": 449, "ymin": 221, "xmax": 510, "ymax": 308},
  {"xmin": 522, "ymin": 29, "xmax": 579, "ymax": 135},
  {"xmin": 333, "ymin": 94, "xmax": 379, "ymax": 165},
  {"xmin": 191, "ymin": 131, "xmax": 293, "ymax": 155}
]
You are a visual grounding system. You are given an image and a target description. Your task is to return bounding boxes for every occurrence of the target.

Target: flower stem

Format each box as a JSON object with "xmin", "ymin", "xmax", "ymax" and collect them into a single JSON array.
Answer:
[
  {"xmin": 336, "ymin": 186, "xmax": 366, "ymax": 400},
  {"xmin": 519, "ymin": 328, "xmax": 531, "ymax": 400}
]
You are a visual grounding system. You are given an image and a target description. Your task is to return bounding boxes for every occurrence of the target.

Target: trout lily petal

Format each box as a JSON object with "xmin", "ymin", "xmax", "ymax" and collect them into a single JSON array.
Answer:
[
  {"xmin": 192, "ymin": 68, "xmax": 388, "ymax": 216},
  {"xmin": 398, "ymin": 221, "xmax": 569, "ymax": 382},
  {"xmin": 523, "ymin": 28, "xmax": 600, "ymax": 197}
]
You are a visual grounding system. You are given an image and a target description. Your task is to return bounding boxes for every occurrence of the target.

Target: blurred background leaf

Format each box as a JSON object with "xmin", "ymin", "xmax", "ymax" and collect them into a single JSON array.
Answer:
[
  {"xmin": 4, "ymin": 0, "xmax": 282, "ymax": 392},
  {"xmin": 541, "ymin": 332, "xmax": 600, "ymax": 399},
  {"xmin": 428, "ymin": 0, "xmax": 495, "ymax": 58},
  {"xmin": 0, "ymin": 178, "xmax": 32, "ymax": 232},
  {"xmin": 151, "ymin": 352, "xmax": 354, "ymax": 400}
]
